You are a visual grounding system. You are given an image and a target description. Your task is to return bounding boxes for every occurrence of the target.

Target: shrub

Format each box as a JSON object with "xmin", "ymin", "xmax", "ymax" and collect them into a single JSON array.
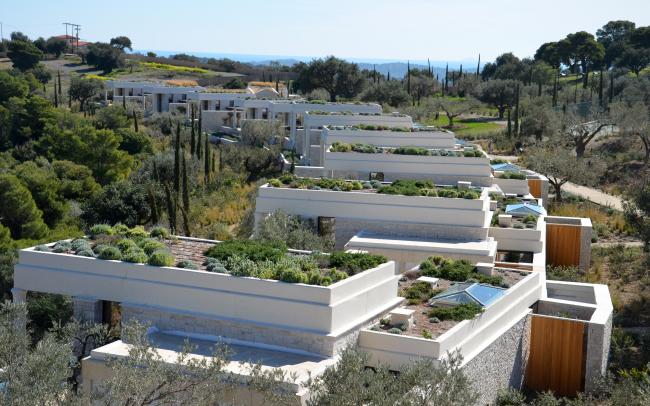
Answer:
[
  {"xmin": 387, "ymin": 328, "xmax": 402, "ymax": 335},
  {"xmin": 328, "ymin": 252, "xmax": 386, "ymax": 276},
  {"xmin": 463, "ymin": 150, "xmax": 483, "ymax": 157},
  {"xmin": 330, "ymin": 141, "xmax": 352, "ymax": 152},
  {"xmin": 393, "ymin": 146, "xmax": 430, "ymax": 156},
  {"xmin": 113, "ymin": 223, "xmax": 130, "ymax": 235},
  {"xmin": 77, "ymin": 249, "xmax": 96, "ymax": 257},
  {"xmin": 147, "ymin": 250, "xmax": 174, "ymax": 267},
  {"xmin": 34, "ymin": 245, "xmax": 51, "ymax": 252},
  {"xmin": 139, "ymin": 238, "xmax": 167, "ymax": 255},
  {"xmin": 422, "ymin": 330, "xmax": 432, "ymax": 339},
  {"xmin": 98, "ymin": 246, "xmax": 122, "ymax": 261},
  {"xmin": 127, "ymin": 226, "xmax": 149, "ymax": 239},
  {"xmin": 325, "ymin": 268, "xmax": 348, "ymax": 283},
  {"xmin": 499, "ymin": 171, "xmax": 526, "ymax": 180},
  {"xmin": 90, "ymin": 224, "xmax": 113, "ymax": 238},
  {"xmin": 420, "ymin": 258, "xmax": 475, "ymax": 281},
  {"xmin": 52, "ymin": 241, "xmax": 72, "ymax": 253},
  {"xmin": 276, "ymin": 267, "xmax": 309, "ymax": 284},
  {"xmin": 176, "ymin": 260, "xmax": 198, "ymax": 270},
  {"xmin": 523, "ymin": 214, "xmax": 537, "ymax": 224},
  {"xmin": 268, "ymin": 178, "xmax": 282, "ymax": 187},
  {"xmin": 204, "ymin": 257, "xmax": 227, "ymax": 273},
  {"xmin": 71, "ymin": 239, "xmax": 91, "ymax": 253},
  {"xmin": 429, "ymin": 317, "xmax": 441, "ymax": 324},
  {"xmin": 205, "ymin": 240, "xmax": 287, "ymax": 263},
  {"xmin": 149, "ymin": 226, "xmax": 170, "ymax": 239},
  {"xmin": 428, "ymin": 303, "xmax": 483, "ymax": 321},
  {"xmin": 495, "ymin": 388, "xmax": 527, "ymax": 406},
  {"xmin": 115, "ymin": 238, "xmax": 138, "ymax": 253},
  {"xmin": 123, "ymin": 248, "xmax": 148, "ymax": 263}
]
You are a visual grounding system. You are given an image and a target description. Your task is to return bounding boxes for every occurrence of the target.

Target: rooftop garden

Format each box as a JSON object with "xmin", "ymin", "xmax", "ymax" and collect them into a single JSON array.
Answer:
[
  {"xmin": 329, "ymin": 142, "xmax": 483, "ymax": 158},
  {"xmin": 33, "ymin": 225, "xmax": 387, "ymax": 286},
  {"xmin": 495, "ymin": 171, "xmax": 527, "ymax": 180},
  {"xmin": 489, "ymin": 194, "xmax": 541, "ymax": 229},
  {"xmin": 267, "ymin": 175, "xmax": 482, "ymax": 199},
  {"xmin": 369, "ymin": 257, "xmax": 526, "ymax": 340}
]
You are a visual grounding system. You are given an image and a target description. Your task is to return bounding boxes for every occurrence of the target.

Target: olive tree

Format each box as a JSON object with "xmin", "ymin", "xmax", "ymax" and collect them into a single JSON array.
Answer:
[
  {"xmin": 477, "ymin": 79, "xmax": 517, "ymax": 119},
  {"xmin": 307, "ymin": 347, "xmax": 477, "ymax": 406},
  {"xmin": 611, "ymin": 101, "xmax": 650, "ymax": 163},
  {"xmin": 559, "ymin": 104, "xmax": 612, "ymax": 158},
  {"xmin": 435, "ymin": 97, "xmax": 481, "ymax": 127},
  {"xmin": 525, "ymin": 147, "xmax": 600, "ymax": 202}
]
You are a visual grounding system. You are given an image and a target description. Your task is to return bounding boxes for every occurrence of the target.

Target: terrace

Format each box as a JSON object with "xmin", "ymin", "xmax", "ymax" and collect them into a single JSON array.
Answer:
[{"xmin": 328, "ymin": 142, "xmax": 484, "ymax": 158}]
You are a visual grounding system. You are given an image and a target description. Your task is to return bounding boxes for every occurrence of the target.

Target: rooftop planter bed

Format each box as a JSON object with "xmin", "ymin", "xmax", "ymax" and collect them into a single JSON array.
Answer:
[
  {"xmin": 329, "ymin": 142, "xmax": 483, "ymax": 158},
  {"xmin": 365, "ymin": 259, "xmax": 527, "ymax": 341},
  {"xmin": 495, "ymin": 171, "xmax": 527, "ymax": 180},
  {"xmin": 35, "ymin": 226, "xmax": 387, "ymax": 287},
  {"xmin": 17, "ymin": 234, "xmax": 400, "ymax": 334},
  {"xmin": 267, "ymin": 175, "xmax": 482, "ymax": 200}
]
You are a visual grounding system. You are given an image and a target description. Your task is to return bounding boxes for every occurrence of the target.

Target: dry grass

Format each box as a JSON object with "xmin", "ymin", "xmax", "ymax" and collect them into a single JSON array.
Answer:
[
  {"xmin": 548, "ymin": 200, "xmax": 632, "ymax": 240},
  {"xmin": 165, "ymin": 79, "xmax": 199, "ymax": 87}
]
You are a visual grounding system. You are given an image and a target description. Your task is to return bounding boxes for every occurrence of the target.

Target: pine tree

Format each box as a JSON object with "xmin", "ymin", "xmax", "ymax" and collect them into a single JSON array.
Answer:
[
  {"xmin": 174, "ymin": 123, "xmax": 181, "ymax": 199},
  {"xmin": 190, "ymin": 106, "xmax": 196, "ymax": 155},
  {"xmin": 133, "ymin": 110, "xmax": 139, "ymax": 132}
]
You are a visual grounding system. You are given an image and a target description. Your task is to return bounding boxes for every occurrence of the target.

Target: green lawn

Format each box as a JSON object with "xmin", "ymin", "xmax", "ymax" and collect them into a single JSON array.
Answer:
[{"xmin": 424, "ymin": 115, "xmax": 503, "ymax": 137}]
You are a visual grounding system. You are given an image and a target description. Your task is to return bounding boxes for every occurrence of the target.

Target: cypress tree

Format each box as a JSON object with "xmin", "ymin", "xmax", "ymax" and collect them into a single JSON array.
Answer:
[
  {"xmin": 444, "ymin": 63, "xmax": 449, "ymax": 95},
  {"xmin": 407, "ymin": 61, "xmax": 411, "ymax": 95},
  {"xmin": 190, "ymin": 106, "xmax": 196, "ymax": 155},
  {"xmin": 598, "ymin": 68, "xmax": 604, "ymax": 107},
  {"xmin": 459, "ymin": 64, "xmax": 463, "ymax": 77},
  {"xmin": 373, "ymin": 64, "xmax": 377, "ymax": 83},
  {"xmin": 552, "ymin": 73, "xmax": 558, "ymax": 107},
  {"xmin": 122, "ymin": 91, "xmax": 126, "ymax": 109},
  {"xmin": 608, "ymin": 72, "xmax": 614, "ymax": 105},
  {"xmin": 476, "ymin": 54, "xmax": 481, "ymax": 76},
  {"xmin": 427, "ymin": 58, "xmax": 431, "ymax": 77},
  {"xmin": 57, "ymin": 71, "xmax": 62, "ymax": 96},
  {"xmin": 197, "ymin": 130, "xmax": 202, "ymax": 159},
  {"xmin": 164, "ymin": 183, "xmax": 176, "ymax": 234},
  {"xmin": 68, "ymin": 86, "xmax": 72, "ymax": 109},
  {"xmin": 513, "ymin": 83, "xmax": 520, "ymax": 137},
  {"xmin": 133, "ymin": 110, "xmax": 139, "ymax": 132},
  {"xmin": 204, "ymin": 137, "xmax": 210, "ymax": 184},
  {"xmin": 54, "ymin": 82, "xmax": 58, "ymax": 108},
  {"xmin": 148, "ymin": 186, "xmax": 159, "ymax": 225},
  {"xmin": 212, "ymin": 151, "xmax": 216, "ymax": 173},
  {"xmin": 174, "ymin": 123, "xmax": 181, "ymax": 198},
  {"xmin": 219, "ymin": 148, "xmax": 224, "ymax": 171},
  {"xmin": 182, "ymin": 155, "xmax": 190, "ymax": 222},
  {"xmin": 387, "ymin": 70, "xmax": 390, "ymax": 81},
  {"xmin": 506, "ymin": 108, "xmax": 512, "ymax": 137}
]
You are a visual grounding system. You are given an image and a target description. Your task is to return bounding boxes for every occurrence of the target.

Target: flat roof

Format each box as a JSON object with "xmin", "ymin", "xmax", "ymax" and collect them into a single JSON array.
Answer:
[{"xmin": 90, "ymin": 331, "xmax": 335, "ymax": 388}]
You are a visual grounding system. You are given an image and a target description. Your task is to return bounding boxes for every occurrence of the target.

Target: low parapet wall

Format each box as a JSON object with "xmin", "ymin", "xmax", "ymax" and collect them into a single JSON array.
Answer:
[{"xmin": 14, "ymin": 247, "xmax": 399, "ymax": 335}]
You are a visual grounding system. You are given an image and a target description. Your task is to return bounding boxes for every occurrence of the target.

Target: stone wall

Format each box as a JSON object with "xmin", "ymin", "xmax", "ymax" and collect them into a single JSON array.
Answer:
[
  {"xmin": 121, "ymin": 304, "xmax": 392, "ymax": 358},
  {"xmin": 462, "ymin": 313, "xmax": 531, "ymax": 406},
  {"xmin": 73, "ymin": 297, "xmax": 103, "ymax": 323}
]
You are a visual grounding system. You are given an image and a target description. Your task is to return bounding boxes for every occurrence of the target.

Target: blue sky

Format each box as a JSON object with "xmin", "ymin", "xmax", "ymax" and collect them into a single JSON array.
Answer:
[{"xmin": 3, "ymin": 0, "xmax": 650, "ymax": 63}]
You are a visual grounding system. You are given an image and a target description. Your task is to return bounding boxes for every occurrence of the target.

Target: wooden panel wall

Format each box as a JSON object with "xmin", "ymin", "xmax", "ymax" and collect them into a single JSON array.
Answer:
[
  {"xmin": 528, "ymin": 179, "xmax": 543, "ymax": 199},
  {"xmin": 525, "ymin": 316, "xmax": 586, "ymax": 397},
  {"xmin": 546, "ymin": 224, "xmax": 581, "ymax": 267}
]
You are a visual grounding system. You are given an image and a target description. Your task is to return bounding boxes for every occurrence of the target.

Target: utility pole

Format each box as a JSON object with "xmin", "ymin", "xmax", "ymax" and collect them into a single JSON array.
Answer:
[
  {"xmin": 63, "ymin": 23, "xmax": 73, "ymax": 52},
  {"xmin": 0, "ymin": 22, "xmax": 4, "ymax": 41},
  {"xmin": 73, "ymin": 24, "xmax": 81, "ymax": 51}
]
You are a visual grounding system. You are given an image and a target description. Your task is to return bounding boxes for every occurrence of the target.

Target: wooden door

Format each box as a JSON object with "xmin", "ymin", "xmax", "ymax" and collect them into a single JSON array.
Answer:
[{"xmin": 525, "ymin": 315, "xmax": 586, "ymax": 397}]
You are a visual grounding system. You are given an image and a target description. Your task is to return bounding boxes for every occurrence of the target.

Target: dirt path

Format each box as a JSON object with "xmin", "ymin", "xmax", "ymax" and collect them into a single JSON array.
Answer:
[{"xmin": 488, "ymin": 153, "xmax": 626, "ymax": 211}]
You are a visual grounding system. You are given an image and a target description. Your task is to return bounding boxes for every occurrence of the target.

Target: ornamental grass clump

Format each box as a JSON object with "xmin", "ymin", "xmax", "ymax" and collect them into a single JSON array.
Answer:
[
  {"xmin": 71, "ymin": 238, "xmax": 91, "ymax": 253},
  {"xmin": 149, "ymin": 226, "xmax": 170, "ymax": 239},
  {"xmin": 116, "ymin": 238, "xmax": 138, "ymax": 253}
]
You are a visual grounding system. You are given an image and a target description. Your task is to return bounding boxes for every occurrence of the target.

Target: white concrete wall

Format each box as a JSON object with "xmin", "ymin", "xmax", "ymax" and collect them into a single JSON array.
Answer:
[
  {"xmin": 14, "ymin": 249, "xmax": 399, "ymax": 335},
  {"xmin": 255, "ymin": 185, "xmax": 491, "ymax": 229},
  {"xmin": 359, "ymin": 272, "xmax": 543, "ymax": 369},
  {"xmin": 324, "ymin": 128, "xmax": 455, "ymax": 149},
  {"xmin": 488, "ymin": 217, "xmax": 545, "ymax": 253},
  {"xmin": 322, "ymin": 150, "xmax": 492, "ymax": 184},
  {"xmin": 492, "ymin": 177, "xmax": 530, "ymax": 196}
]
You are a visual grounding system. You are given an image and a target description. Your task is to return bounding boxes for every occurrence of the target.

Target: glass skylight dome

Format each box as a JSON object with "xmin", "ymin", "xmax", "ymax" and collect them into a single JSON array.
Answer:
[{"xmin": 430, "ymin": 282, "xmax": 506, "ymax": 307}]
